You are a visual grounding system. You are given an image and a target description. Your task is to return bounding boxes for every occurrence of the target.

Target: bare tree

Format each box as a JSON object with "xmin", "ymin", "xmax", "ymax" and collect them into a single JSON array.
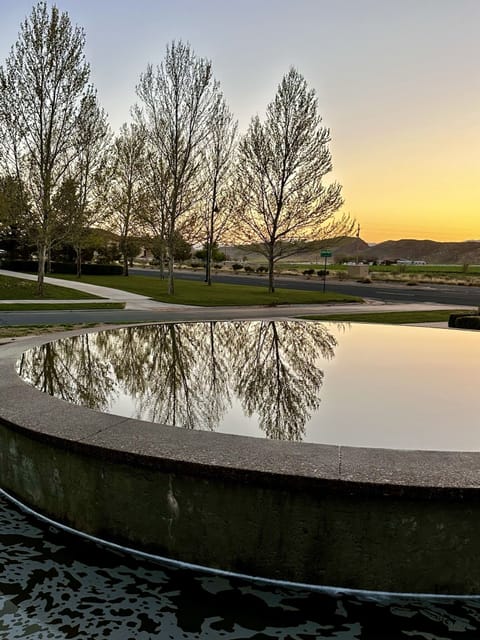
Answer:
[
  {"xmin": 70, "ymin": 92, "xmax": 110, "ymax": 276},
  {"xmin": 107, "ymin": 123, "xmax": 147, "ymax": 276},
  {"xmin": 140, "ymin": 148, "xmax": 171, "ymax": 279},
  {"xmin": 236, "ymin": 67, "xmax": 352, "ymax": 293},
  {"xmin": 200, "ymin": 95, "xmax": 238, "ymax": 285},
  {"xmin": 135, "ymin": 40, "xmax": 219, "ymax": 295},
  {"xmin": 0, "ymin": 1, "xmax": 96, "ymax": 294}
]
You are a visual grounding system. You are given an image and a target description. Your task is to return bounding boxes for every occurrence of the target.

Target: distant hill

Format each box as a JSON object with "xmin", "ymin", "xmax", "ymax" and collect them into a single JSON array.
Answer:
[
  {"xmin": 220, "ymin": 237, "xmax": 370, "ymax": 263},
  {"xmin": 220, "ymin": 237, "xmax": 480, "ymax": 265},
  {"xmin": 361, "ymin": 239, "xmax": 480, "ymax": 264}
]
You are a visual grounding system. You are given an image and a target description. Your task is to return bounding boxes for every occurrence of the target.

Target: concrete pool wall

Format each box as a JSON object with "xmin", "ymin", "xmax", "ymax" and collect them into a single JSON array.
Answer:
[{"xmin": 1, "ymin": 326, "xmax": 480, "ymax": 594}]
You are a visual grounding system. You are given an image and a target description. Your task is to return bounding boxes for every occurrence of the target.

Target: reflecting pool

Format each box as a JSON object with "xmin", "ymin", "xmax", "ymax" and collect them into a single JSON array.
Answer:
[
  {"xmin": 17, "ymin": 321, "xmax": 480, "ymax": 450},
  {"xmin": 1, "ymin": 492, "xmax": 480, "ymax": 639}
]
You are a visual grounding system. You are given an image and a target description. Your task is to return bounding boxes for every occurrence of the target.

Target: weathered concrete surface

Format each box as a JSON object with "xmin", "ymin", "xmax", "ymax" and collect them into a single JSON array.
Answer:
[{"xmin": 2, "ymin": 326, "xmax": 480, "ymax": 594}]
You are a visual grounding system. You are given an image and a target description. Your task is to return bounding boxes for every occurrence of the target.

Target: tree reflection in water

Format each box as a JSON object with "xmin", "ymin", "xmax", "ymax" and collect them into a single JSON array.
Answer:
[
  {"xmin": 232, "ymin": 321, "xmax": 337, "ymax": 440},
  {"xmin": 17, "ymin": 321, "xmax": 339, "ymax": 442},
  {"xmin": 17, "ymin": 334, "xmax": 115, "ymax": 411}
]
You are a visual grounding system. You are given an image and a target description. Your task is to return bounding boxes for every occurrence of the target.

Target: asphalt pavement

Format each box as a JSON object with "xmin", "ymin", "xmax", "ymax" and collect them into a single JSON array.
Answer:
[{"xmin": 130, "ymin": 267, "xmax": 480, "ymax": 307}]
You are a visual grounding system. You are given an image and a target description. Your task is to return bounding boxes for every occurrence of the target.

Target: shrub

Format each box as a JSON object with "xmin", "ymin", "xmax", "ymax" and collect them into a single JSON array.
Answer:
[
  {"xmin": 244, "ymin": 265, "xmax": 254, "ymax": 273},
  {"xmin": 232, "ymin": 263, "xmax": 243, "ymax": 271},
  {"xmin": 448, "ymin": 312, "xmax": 477, "ymax": 328},
  {"xmin": 0, "ymin": 259, "xmax": 39, "ymax": 272},
  {"xmin": 50, "ymin": 262, "xmax": 77, "ymax": 274},
  {"xmin": 80, "ymin": 263, "xmax": 124, "ymax": 275},
  {"xmin": 317, "ymin": 269, "xmax": 329, "ymax": 277},
  {"xmin": 455, "ymin": 315, "xmax": 480, "ymax": 330},
  {"xmin": 303, "ymin": 269, "xmax": 315, "ymax": 276},
  {"xmin": 256, "ymin": 265, "xmax": 268, "ymax": 273}
]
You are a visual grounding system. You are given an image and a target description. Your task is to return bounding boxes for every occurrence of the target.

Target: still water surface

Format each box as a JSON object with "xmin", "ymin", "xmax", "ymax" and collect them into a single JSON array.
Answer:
[
  {"xmin": 17, "ymin": 321, "xmax": 480, "ymax": 450},
  {"xmin": 1, "ymin": 492, "xmax": 480, "ymax": 639}
]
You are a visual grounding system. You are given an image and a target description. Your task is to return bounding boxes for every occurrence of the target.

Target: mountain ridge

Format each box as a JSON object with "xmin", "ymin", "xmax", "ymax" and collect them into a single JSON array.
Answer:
[
  {"xmin": 360, "ymin": 238, "xmax": 480, "ymax": 264},
  {"xmin": 221, "ymin": 237, "xmax": 480, "ymax": 264}
]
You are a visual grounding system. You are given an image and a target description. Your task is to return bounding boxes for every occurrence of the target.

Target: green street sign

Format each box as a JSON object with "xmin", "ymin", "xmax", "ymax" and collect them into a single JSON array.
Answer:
[{"xmin": 320, "ymin": 250, "xmax": 332, "ymax": 257}]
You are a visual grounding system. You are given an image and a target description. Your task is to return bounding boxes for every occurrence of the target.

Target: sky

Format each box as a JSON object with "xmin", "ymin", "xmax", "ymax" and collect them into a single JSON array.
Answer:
[{"xmin": 0, "ymin": 0, "xmax": 479, "ymax": 243}]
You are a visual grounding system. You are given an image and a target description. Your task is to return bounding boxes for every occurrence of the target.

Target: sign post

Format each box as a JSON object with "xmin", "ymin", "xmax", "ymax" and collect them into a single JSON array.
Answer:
[{"xmin": 320, "ymin": 249, "xmax": 332, "ymax": 293}]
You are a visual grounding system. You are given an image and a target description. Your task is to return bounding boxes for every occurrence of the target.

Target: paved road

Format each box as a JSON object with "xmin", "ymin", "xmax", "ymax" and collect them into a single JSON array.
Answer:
[
  {"xmin": 131, "ymin": 268, "xmax": 480, "ymax": 307},
  {"xmin": 330, "ymin": 281, "xmax": 480, "ymax": 306},
  {"xmin": 0, "ymin": 267, "xmax": 475, "ymax": 327},
  {"xmin": 0, "ymin": 301, "xmax": 467, "ymax": 328}
]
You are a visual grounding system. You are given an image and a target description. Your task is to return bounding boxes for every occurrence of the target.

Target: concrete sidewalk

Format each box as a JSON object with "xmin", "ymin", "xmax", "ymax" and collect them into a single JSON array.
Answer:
[{"xmin": 0, "ymin": 269, "xmax": 193, "ymax": 309}]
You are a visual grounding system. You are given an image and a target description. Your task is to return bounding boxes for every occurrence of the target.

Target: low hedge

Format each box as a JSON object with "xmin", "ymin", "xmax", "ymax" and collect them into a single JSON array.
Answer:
[
  {"xmin": 448, "ymin": 312, "xmax": 477, "ymax": 328},
  {"xmin": 0, "ymin": 260, "xmax": 123, "ymax": 276},
  {"xmin": 454, "ymin": 315, "xmax": 480, "ymax": 330},
  {"xmin": 0, "ymin": 259, "xmax": 38, "ymax": 272},
  {"xmin": 65, "ymin": 263, "xmax": 123, "ymax": 275}
]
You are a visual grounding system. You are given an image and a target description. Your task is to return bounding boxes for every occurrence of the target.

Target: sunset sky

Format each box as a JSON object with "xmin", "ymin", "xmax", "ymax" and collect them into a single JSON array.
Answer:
[{"xmin": 1, "ymin": 0, "xmax": 479, "ymax": 243}]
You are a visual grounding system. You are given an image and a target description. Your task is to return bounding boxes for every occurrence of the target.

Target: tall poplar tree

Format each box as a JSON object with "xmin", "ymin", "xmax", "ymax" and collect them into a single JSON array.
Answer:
[
  {"xmin": 70, "ymin": 92, "xmax": 110, "ymax": 276},
  {"xmin": 107, "ymin": 123, "xmax": 147, "ymax": 277},
  {"xmin": 200, "ymin": 95, "xmax": 237, "ymax": 285},
  {"xmin": 0, "ymin": 2, "xmax": 98, "ymax": 293},
  {"xmin": 236, "ymin": 67, "xmax": 352, "ymax": 293},
  {"xmin": 136, "ymin": 40, "xmax": 219, "ymax": 295}
]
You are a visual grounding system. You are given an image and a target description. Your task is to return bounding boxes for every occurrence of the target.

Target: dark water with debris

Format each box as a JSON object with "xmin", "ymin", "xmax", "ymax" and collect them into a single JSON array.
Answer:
[{"xmin": 1, "ymin": 493, "xmax": 480, "ymax": 639}]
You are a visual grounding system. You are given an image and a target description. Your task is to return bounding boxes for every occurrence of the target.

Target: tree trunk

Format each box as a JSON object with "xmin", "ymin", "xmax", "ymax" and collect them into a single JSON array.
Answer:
[
  {"xmin": 37, "ymin": 241, "xmax": 47, "ymax": 297},
  {"xmin": 204, "ymin": 239, "xmax": 209, "ymax": 284},
  {"xmin": 122, "ymin": 239, "xmax": 129, "ymax": 276},
  {"xmin": 206, "ymin": 195, "xmax": 217, "ymax": 286},
  {"xmin": 76, "ymin": 245, "xmax": 82, "ymax": 278},
  {"xmin": 268, "ymin": 250, "xmax": 275, "ymax": 293},
  {"xmin": 205, "ymin": 238, "xmax": 213, "ymax": 286},
  {"xmin": 167, "ymin": 203, "xmax": 176, "ymax": 295},
  {"xmin": 159, "ymin": 246, "xmax": 165, "ymax": 280},
  {"xmin": 168, "ymin": 251, "xmax": 175, "ymax": 295}
]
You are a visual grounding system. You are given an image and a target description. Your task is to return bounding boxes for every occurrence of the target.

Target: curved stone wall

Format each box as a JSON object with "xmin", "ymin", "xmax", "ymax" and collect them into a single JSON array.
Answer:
[{"xmin": 1, "ymin": 326, "xmax": 480, "ymax": 594}]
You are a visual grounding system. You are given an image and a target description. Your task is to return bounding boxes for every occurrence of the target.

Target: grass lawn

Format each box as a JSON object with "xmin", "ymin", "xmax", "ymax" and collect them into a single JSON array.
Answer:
[
  {"xmin": 0, "ymin": 302, "xmax": 124, "ymax": 311},
  {"xmin": 0, "ymin": 323, "xmax": 102, "ymax": 340},
  {"xmin": 0, "ymin": 275, "xmax": 99, "ymax": 300},
  {"xmin": 299, "ymin": 309, "xmax": 470, "ymax": 324},
  {"xmin": 283, "ymin": 263, "xmax": 480, "ymax": 275},
  {"xmin": 54, "ymin": 274, "xmax": 363, "ymax": 306}
]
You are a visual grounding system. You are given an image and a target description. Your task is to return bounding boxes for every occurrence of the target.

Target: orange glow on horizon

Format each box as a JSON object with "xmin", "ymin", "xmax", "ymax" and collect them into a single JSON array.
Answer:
[{"xmin": 332, "ymin": 117, "xmax": 480, "ymax": 244}]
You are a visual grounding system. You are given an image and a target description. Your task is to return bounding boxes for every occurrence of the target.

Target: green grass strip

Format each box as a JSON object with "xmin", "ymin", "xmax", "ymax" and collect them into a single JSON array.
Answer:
[
  {"xmin": 0, "ymin": 323, "xmax": 103, "ymax": 339},
  {"xmin": 52, "ymin": 274, "xmax": 362, "ymax": 306},
  {"xmin": 0, "ymin": 274, "xmax": 100, "ymax": 300},
  {"xmin": 0, "ymin": 302, "xmax": 124, "ymax": 311},
  {"xmin": 299, "ymin": 310, "xmax": 472, "ymax": 324}
]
